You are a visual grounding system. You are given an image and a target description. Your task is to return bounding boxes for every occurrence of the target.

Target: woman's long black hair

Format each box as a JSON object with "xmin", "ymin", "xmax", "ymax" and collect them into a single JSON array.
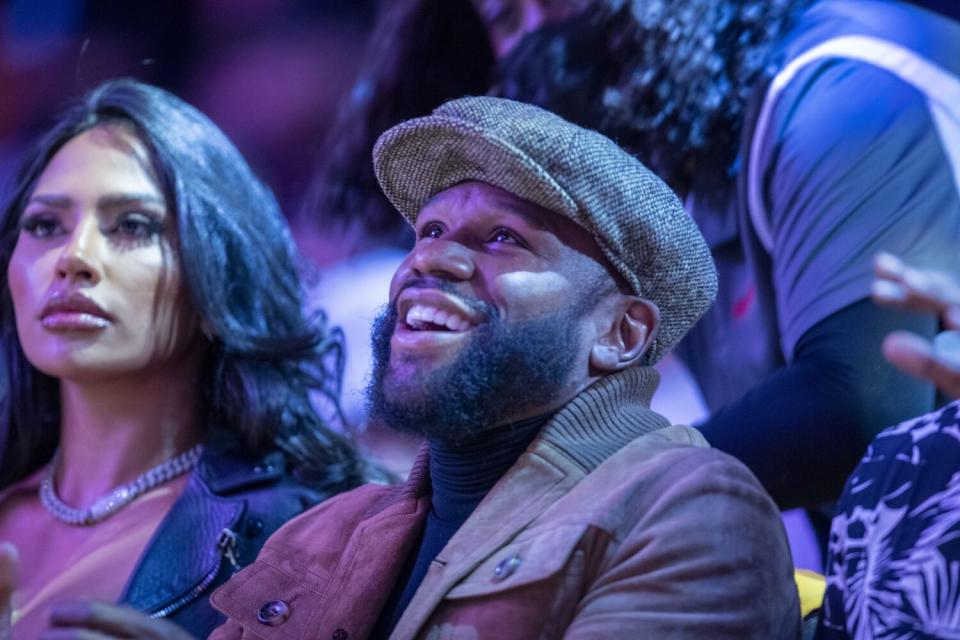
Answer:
[{"xmin": 0, "ymin": 78, "xmax": 366, "ymax": 492}]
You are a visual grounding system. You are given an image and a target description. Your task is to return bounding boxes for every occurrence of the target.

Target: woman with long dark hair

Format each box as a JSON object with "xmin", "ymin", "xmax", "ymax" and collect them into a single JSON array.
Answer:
[{"xmin": 0, "ymin": 78, "xmax": 366, "ymax": 638}]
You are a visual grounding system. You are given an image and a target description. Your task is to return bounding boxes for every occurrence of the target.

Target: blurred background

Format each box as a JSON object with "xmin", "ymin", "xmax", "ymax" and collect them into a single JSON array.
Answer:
[
  {"xmin": 0, "ymin": 0, "xmax": 376, "ymax": 219},
  {"xmin": 1, "ymin": 0, "xmax": 956, "ymax": 234}
]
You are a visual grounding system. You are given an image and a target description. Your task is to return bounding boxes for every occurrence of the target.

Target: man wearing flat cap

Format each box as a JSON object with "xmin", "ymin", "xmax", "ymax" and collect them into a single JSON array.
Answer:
[{"xmin": 208, "ymin": 97, "xmax": 800, "ymax": 639}]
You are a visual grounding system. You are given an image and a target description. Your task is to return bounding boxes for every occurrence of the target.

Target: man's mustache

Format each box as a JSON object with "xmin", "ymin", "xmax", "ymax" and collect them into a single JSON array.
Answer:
[{"xmin": 390, "ymin": 276, "xmax": 496, "ymax": 321}]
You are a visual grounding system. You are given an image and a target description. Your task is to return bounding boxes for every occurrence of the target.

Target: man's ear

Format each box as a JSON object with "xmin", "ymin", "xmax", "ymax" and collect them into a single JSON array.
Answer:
[{"xmin": 589, "ymin": 296, "xmax": 660, "ymax": 372}]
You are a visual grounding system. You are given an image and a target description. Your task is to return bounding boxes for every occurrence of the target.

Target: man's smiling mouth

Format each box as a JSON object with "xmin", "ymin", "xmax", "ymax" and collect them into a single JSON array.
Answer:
[
  {"xmin": 404, "ymin": 304, "xmax": 473, "ymax": 332},
  {"xmin": 395, "ymin": 287, "xmax": 486, "ymax": 336}
]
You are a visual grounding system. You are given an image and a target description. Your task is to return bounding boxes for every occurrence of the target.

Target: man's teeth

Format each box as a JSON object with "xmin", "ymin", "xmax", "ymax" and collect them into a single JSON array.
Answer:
[{"xmin": 405, "ymin": 304, "xmax": 471, "ymax": 331}]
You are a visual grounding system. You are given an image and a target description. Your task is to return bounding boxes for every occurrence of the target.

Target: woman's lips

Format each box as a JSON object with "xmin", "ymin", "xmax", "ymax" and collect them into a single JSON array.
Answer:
[
  {"xmin": 39, "ymin": 292, "xmax": 113, "ymax": 331},
  {"xmin": 41, "ymin": 311, "xmax": 111, "ymax": 331}
]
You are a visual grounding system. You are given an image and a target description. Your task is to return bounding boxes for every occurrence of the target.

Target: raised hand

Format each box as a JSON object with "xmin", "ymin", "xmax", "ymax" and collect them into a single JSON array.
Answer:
[{"xmin": 873, "ymin": 252, "xmax": 960, "ymax": 398}]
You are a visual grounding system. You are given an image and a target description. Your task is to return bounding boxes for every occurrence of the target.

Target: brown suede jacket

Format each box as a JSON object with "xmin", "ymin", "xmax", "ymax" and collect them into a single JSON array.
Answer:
[{"xmin": 209, "ymin": 367, "xmax": 801, "ymax": 639}]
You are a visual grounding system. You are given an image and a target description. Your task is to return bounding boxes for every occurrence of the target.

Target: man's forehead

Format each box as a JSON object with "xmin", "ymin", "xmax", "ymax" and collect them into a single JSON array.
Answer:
[
  {"xmin": 422, "ymin": 181, "xmax": 561, "ymax": 228},
  {"xmin": 420, "ymin": 180, "xmax": 612, "ymax": 268}
]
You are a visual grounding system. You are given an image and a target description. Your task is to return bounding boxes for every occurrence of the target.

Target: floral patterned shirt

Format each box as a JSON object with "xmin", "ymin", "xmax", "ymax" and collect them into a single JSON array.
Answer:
[{"xmin": 817, "ymin": 400, "xmax": 960, "ymax": 639}]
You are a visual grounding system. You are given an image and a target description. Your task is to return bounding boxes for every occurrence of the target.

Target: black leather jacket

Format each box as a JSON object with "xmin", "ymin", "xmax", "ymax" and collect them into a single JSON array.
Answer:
[{"xmin": 118, "ymin": 435, "xmax": 335, "ymax": 638}]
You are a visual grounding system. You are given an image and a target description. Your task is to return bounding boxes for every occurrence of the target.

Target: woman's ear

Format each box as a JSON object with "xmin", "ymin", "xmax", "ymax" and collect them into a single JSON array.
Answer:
[{"xmin": 589, "ymin": 296, "xmax": 660, "ymax": 372}]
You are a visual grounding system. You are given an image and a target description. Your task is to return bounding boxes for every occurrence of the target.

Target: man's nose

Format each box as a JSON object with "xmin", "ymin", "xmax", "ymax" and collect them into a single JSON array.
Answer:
[
  {"xmin": 55, "ymin": 218, "xmax": 102, "ymax": 284},
  {"xmin": 410, "ymin": 238, "xmax": 476, "ymax": 282}
]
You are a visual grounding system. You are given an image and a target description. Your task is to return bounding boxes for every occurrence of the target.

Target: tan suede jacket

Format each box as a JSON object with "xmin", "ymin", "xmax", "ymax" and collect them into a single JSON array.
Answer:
[{"xmin": 209, "ymin": 367, "xmax": 801, "ymax": 639}]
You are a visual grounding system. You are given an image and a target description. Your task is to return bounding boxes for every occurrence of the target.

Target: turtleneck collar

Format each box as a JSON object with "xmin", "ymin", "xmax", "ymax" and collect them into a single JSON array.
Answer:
[
  {"xmin": 428, "ymin": 413, "xmax": 549, "ymax": 526},
  {"xmin": 537, "ymin": 365, "xmax": 668, "ymax": 471}
]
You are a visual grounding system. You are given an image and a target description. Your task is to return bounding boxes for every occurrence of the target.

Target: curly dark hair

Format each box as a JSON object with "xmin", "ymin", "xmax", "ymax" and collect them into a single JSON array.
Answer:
[
  {"xmin": 298, "ymin": 0, "xmax": 495, "ymax": 251},
  {"xmin": 496, "ymin": 0, "xmax": 814, "ymax": 197},
  {"xmin": 0, "ymin": 78, "xmax": 367, "ymax": 492}
]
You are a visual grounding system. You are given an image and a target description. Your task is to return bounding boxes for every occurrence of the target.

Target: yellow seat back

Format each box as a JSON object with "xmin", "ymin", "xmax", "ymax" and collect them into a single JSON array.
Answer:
[{"xmin": 794, "ymin": 568, "xmax": 826, "ymax": 619}]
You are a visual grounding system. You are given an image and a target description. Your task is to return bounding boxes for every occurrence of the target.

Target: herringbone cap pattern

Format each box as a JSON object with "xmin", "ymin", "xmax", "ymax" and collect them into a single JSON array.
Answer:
[{"xmin": 373, "ymin": 96, "xmax": 717, "ymax": 364}]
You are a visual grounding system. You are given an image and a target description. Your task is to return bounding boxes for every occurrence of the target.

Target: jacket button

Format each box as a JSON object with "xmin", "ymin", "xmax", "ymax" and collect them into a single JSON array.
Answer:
[
  {"xmin": 332, "ymin": 628, "xmax": 348, "ymax": 640},
  {"xmin": 244, "ymin": 518, "xmax": 264, "ymax": 538},
  {"xmin": 492, "ymin": 554, "xmax": 521, "ymax": 582},
  {"xmin": 257, "ymin": 600, "xmax": 290, "ymax": 626}
]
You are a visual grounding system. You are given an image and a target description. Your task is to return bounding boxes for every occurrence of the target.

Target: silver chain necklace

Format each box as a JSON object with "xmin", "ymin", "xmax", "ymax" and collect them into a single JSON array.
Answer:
[{"xmin": 39, "ymin": 443, "xmax": 204, "ymax": 526}]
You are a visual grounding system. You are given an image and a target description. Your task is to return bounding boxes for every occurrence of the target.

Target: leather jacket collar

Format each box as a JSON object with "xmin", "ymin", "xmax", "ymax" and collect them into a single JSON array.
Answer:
[{"xmin": 119, "ymin": 435, "xmax": 285, "ymax": 616}]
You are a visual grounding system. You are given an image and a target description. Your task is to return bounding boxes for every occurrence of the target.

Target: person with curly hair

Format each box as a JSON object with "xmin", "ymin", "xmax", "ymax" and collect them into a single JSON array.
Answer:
[
  {"xmin": 487, "ymin": 0, "xmax": 960, "ymax": 519},
  {"xmin": 0, "ymin": 78, "xmax": 368, "ymax": 639}
]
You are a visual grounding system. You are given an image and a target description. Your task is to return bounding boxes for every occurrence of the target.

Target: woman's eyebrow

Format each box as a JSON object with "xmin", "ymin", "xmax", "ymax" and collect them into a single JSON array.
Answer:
[
  {"xmin": 24, "ymin": 193, "xmax": 166, "ymax": 209},
  {"xmin": 96, "ymin": 193, "xmax": 166, "ymax": 209},
  {"xmin": 25, "ymin": 193, "xmax": 72, "ymax": 208}
]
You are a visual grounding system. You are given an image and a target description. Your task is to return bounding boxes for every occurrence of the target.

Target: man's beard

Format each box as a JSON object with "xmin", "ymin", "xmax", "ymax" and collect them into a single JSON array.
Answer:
[{"xmin": 365, "ymin": 301, "xmax": 583, "ymax": 446}]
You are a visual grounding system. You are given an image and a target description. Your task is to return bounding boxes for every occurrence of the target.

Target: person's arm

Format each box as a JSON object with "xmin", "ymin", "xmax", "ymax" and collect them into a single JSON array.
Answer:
[
  {"xmin": 703, "ymin": 60, "xmax": 959, "ymax": 507},
  {"xmin": 699, "ymin": 299, "xmax": 937, "ymax": 508},
  {"xmin": 563, "ymin": 451, "xmax": 800, "ymax": 639},
  {"xmin": 38, "ymin": 603, "xmax": 197, "ymax": 639},
  {"xmin": 0, "ymin": 544, "xmax": 197, "ymax": 640}
]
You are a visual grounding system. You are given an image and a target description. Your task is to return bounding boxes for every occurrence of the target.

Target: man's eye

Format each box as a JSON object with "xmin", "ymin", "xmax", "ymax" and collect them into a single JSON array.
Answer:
[
  {"xmin": 490, "ymin": 228, "xmax": 520, "ymax": 244},
  {"xmin": 20, "ymin": 214, "xmax": 63, "ymax": 239},
  {"xmin": 420, "ymin": 222, "xmax": 444, "ymax": 239}
]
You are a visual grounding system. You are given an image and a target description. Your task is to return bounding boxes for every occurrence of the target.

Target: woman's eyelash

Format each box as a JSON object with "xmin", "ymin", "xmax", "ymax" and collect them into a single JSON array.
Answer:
[
  {"xmin": 20, "ymin": 214, "xmax": 62, "ymax": 238},
  {"xmin": 101, "ymin": 213, "xmax": 166, "ymax": 249},
  {"xmin": 110, "ymin": 213, "xmax": 165, "ymax": 237},
  {"xmin": 18, "ymin": 211, "xmax": 167, "ymax": 245}
]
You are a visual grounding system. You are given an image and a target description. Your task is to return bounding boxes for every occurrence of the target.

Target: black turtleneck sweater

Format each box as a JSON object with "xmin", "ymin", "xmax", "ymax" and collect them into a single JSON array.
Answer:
[{"xmin": 371, "ymin": 414, "xmax": 549, "ymax": 638}]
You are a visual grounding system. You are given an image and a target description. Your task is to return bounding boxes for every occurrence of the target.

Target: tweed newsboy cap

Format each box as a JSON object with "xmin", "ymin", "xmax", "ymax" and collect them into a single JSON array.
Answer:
[{"xmin": 373, "ymin": 96, "xmax": 717, "ymax": 364}]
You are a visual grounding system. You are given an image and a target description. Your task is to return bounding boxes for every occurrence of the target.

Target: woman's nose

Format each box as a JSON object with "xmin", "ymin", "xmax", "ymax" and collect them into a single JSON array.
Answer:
[{"xmin": 55, "ymin": 218, "xmax": 102, "ymax": 284}]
